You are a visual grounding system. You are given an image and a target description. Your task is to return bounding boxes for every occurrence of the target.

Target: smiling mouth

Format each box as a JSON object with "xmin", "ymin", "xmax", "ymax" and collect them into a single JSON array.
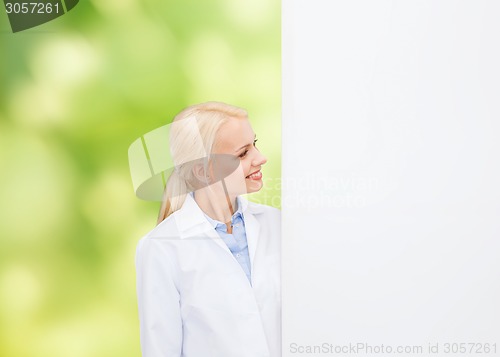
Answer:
[{"xmin": 246, "ymin": 170, "xmax": 262, "ymax": 180}]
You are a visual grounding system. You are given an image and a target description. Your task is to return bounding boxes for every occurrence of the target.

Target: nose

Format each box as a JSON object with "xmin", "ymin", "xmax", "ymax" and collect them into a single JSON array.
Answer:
[{"xmin": 252, "ymin": 149, "xmax": 267, "ymax": 167}]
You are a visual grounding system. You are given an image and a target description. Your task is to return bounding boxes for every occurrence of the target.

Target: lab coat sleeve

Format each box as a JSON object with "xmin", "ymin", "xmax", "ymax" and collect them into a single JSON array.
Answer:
[{"xmin": 135, "ymin": 237, "xmax": 183, "ymax": 357}]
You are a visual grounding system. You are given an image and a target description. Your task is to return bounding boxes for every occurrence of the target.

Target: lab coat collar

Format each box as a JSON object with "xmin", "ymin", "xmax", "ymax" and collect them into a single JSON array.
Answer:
[
  {"xmin": 174, "ymin": 193, "xmax": 264, "ymax": 275},
  {"xmin": 195, "ymin": 193, "xmax": 245, "ymax": 229},
  {"xmin": 176, "ymin": 192, "xmax": 264, "ymax": 234}
]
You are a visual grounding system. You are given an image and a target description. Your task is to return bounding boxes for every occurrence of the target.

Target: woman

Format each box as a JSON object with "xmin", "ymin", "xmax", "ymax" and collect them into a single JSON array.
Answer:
[{"xmin": 135, "ymin": 102, "xmax": 281, "ymax": 357}]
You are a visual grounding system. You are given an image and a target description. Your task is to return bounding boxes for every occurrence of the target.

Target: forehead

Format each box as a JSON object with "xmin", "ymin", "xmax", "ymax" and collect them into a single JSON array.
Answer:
[{"xmin": 215, "ymin": 118, "xmax": 254, "ymax": 152}]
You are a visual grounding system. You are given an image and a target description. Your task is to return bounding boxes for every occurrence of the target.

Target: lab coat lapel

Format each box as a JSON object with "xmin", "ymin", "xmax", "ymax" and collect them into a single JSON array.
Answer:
[
  {"xmin": 176, "ymin": 193, "xmax": 234, "ymax": 257},
  {"xmin": 202, "ymin": 223, "xmax": 233, "ymax": 256},
  {"xmin": 239, "ymin": 196, "xmax": 261, "ymax": 272},
  {"xmin": 244, "ymin": 212, "xmax": 260, "ymax": 272},
  {"xmin": 175, "ymin": 194, "xmax": 265, "ymax": 265}
]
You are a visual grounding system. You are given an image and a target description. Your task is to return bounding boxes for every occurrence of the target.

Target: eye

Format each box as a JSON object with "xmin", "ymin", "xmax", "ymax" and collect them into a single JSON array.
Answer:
[
  {"xmin": 239, "ymin": 149, "xmax": 249, "ymax": 158},
  {"xmin": 238, "ymin": 138, "xmax": 257, "ymax": 158}
]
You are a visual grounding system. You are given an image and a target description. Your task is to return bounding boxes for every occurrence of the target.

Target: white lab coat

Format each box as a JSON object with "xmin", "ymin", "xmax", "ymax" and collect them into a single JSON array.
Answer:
[{"xmin": 135, "ymin": 193, "xmax": 281, "ymax": 357}]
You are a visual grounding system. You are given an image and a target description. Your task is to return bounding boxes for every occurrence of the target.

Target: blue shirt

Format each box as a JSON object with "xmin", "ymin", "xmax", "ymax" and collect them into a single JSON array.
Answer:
[{"xmin": 191, "ymin": 193, "xmax": 252, "ymax": 285}]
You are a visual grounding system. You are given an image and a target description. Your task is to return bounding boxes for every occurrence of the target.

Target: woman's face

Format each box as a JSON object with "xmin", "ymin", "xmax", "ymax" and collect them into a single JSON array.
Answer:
[{"xmin": 211, "ymin": 118, "xmax": 267, "ymax": 195}]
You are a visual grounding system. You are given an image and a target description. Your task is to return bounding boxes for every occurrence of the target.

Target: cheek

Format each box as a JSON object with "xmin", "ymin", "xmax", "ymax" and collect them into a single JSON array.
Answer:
[
  {"xmin": 241, "ymin": 159, "xmax": 252, "ymax": 173},
  {"xmin": 225, "ymin": 162, "xmax": 246, "ymax": 181},
  {"xmin": 223, "ymin": 165, "xmax": 248, "ymax": 194}
]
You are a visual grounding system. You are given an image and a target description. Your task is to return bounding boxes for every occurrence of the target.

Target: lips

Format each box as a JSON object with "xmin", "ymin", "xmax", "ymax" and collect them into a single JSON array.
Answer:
[{"xmin": 246, "ymin": 170, "xmax": 262, "ymax": 180}]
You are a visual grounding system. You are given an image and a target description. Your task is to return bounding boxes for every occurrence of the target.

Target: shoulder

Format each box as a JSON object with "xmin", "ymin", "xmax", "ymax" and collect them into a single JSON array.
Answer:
[
  {"xmin": 242, "ymin": 197, "xmax": 281, "ymax": 220},
  {"xmin": 135, "ymin": 211, "xmax": 183, "ymax": 256},
  {"xmin": 142, "ymin": 209, "xmax": 183, "ymax": 241},
  {"xmin": 135, "ymin": 221, "xmax": 182, "ymax": 289}
]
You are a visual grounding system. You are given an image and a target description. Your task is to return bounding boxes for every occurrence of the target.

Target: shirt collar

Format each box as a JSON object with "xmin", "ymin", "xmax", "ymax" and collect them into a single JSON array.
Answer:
[{"xmin": 190, "ymin": 192, "xmax": 244, "ymax": 229}]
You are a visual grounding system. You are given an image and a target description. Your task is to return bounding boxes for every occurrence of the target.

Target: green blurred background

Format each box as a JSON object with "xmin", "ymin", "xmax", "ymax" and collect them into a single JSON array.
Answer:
[{"xmin": 0, "ymin": 1, "xmax": 280, "ymax": 356}]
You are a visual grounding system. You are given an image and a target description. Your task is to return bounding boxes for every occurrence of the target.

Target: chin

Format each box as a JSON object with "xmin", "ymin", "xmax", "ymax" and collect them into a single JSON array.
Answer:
[{"xmin": 245, "ymin": 182, "xmax": 263, "ymax": 194}]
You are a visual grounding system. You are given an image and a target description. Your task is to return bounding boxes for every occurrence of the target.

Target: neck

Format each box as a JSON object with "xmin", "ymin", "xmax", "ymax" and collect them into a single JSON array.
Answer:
[{"xmin": 193, "ymin": 182, "xmax": 237, "ymax": 224}]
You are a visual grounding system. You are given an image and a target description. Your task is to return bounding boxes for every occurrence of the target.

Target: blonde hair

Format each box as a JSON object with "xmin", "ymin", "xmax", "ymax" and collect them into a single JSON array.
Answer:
[{"xmin": 157, "ymin": 101, "xmax": 248, "ymax": 224}]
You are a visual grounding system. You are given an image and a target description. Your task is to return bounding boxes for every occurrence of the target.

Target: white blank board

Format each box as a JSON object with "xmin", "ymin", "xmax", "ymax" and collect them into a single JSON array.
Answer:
[{"xmin": 282, "ymin": 1, "xmax": 500, "ymax": 355}]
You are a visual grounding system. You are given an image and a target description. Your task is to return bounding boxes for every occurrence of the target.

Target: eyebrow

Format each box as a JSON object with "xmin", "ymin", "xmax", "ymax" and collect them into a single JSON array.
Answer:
[{"xmin": 235, "ymin": 134, "xmax": 257, "ymax": 153}]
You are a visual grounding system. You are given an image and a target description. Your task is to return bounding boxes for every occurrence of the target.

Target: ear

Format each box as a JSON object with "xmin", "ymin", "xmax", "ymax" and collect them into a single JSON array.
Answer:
[{"xmin": 192, "ymin": 162, "xmax": 211, "ymax": 183}]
